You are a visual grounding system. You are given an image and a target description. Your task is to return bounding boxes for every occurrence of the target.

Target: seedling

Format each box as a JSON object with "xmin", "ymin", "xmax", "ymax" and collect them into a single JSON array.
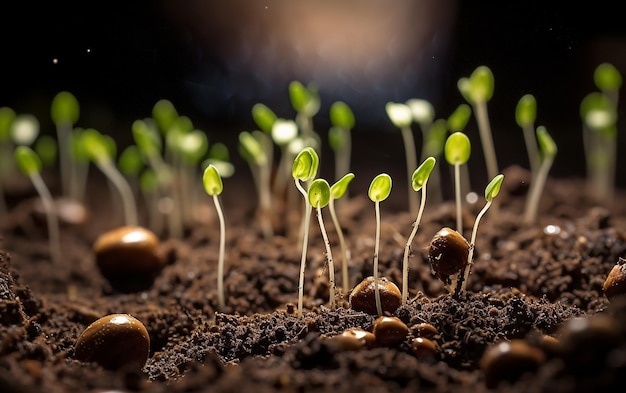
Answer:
[
  {"xmin": 458, "ymin": 65, "xmax": 499, "ymax": 181},
  {"xmin": 329, "ymin": 173, "xmax": 355, "ymax": 294},
  {"xmin": 82, "ymin": 128, "xmax": 138, "ymax": 227},
  {"xmin": 139, "ymin": 168, "xmax": 163, "ymax": 234},
  {"xmin": 0, "ymin": 107, "xmax": 15, "ymax": 218},
  {"xmin": 386, "ymin": 102, "xmax": 418, "ymax": 215},
  {"xmin": 292, "ymin": 147, "xmax": 319, "ymax": 317},
  {"xmin": 329, "ymin": 101, "xmax": 355, "ymax": 189},
  {"xmin": 50, "ymin": 91, "xmax": 80, "ymax": 198},
  {"xmin": 422, "ymin": 118, "xmax": 448, "ymax": 204},
  {"xmin": 524, "ymin": 126, "xmax": 557, "ymax": 224},
  {"xmin": 461, "ymin": 174, "xmax": 504, "ymax": 293},
  {"xmin": 271, "ymin": 118, "xmax": 299, "ymax": 199},
  {"xmin": 289, "ymin": 80, "xmax": 321, "ymax": 140},
  {"xmin": 34, "ymin": 135, "xmax": 58, "ymax": 169},
  {"xmin": 14, "ymin": 146, "xmax": 61, "ymax": 265},
  {"xmin": 368, "ymin": 173, "xmax": 392, "ymax": 316},
  {"xmin": 594, "ymin": 62, "xmax": 622, "ymax": 108},
  {"xmin": 11, "ymin": 113, "xmax": 40, "ymax": 146},
  {"xmin": 444, "ymin": 132, "xmax": 471, "ymax": 234},
  {"xmin": 447, "ymin": 104, "xmax": 473, "ymax": 201},
  {"xmin": 406, "ymin": 99, "xmax": 435, "ymax": 162},
  {"xmin": 402, "ymin": 157, "xmax": 436, "ymax": 304},
  {"xmin": 308, "ymin": 178, "xmax": 336, "ymax": 309},
  {"xmin": 515, "ymin": 94, "xmax": 539, "ymax": 177},
  {"xmin": 203, "ymin": 164, "xmax": 227, "ymax": 310}
]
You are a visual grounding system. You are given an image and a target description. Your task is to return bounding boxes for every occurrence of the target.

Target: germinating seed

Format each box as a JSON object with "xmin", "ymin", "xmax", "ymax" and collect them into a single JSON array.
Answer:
[
  {"xmin": 411, "ymin": 337, "xmax": 438, "ymax": 358},
  {"xmin": 372, "ymin": 316, "xmax": 408, "ymax": 347},
  {"xmin": 349, "ymin": 276, "xmax": 401, "ymax": 315},
  {"xmin": 329, "ymin": 328, "xmax": 376, "ymax": 351}
]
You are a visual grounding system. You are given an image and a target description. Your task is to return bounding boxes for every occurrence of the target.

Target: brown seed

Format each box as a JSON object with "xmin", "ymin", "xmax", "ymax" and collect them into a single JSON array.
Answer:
[
  {"xmin": 328, "ymin": 328, "xmax": 376, "ymax": 351},
  {"xmin": 349, "ymin": 276, "xmax": 402, "ymax": 315},
  {"xmin": 372, "ymin": 316, "xmax": 408, "ymax": 346},
  {"xmin": 93, "ymin": 226, "xmax": 163, "ymax": 291},
  {"xmin": 74, "ymin": 313, "xmax": 150, "ymax": 370},
  {"xmin": 411, "ymin": 323, "xmax": 439, "ymax": 339},
  {"xmin": 603, "ymin": 257, "xmax": 626, "ymax": 301},
  {"xmin": 480, "ymin": 339, "xmax": 545, "ymax": 389},
  {"xmin": 411, "ymin": 337, "xmax": 438, "ymax": 358},
  {"xmin": 428, "ymin": 227, "xmax": 470, "ymax": 282}
]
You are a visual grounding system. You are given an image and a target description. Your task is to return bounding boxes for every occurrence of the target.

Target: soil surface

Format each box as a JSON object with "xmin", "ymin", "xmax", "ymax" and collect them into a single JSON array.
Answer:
[{"xmin": 2, "ymin": 164, "xmax": 626, "ymax": 393}]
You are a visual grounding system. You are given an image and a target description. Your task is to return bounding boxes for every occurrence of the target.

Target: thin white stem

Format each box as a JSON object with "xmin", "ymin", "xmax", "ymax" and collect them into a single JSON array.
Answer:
[
  {"xmin": 258, "ymin": 159, "xmax": 273, "ymax": 239},
  {"xmin": 30, "ymin": 172, "xmax": 61, "ymax": 265},
  {"xmin": 522, "ymin": 124, "xmax": 539, "ymax": 178},
  {"xmin": 329, "ymin": 198, "xmax": 350, "ymax": 294},
  {"xmin": 400, "ymin": 126, "xmax": 418, "ymax": 215},
  {"xmin": 316, "ymin": 205, "xmax": 335, "ymax": 309},
  {"xmin": 461, "ymin": 200, "xmax": 491, "ymax": 293},
  {"xmin": 454, "ymin": 163, "xmax": 462, "ymax": 234},
  {"xmin": 524, "ymin": 155, "xmax": 554, "ymax": 224},
  {"xmin": 402, "ymin": 183, "xmax": 428, "ymax": 304},
  {"xmin": 56, "ymin": 122, "xmax": 72, "ymax": 197},
  {"xmin": 474, "ymin": 101, "xmax": 499, "ymax": 181},
  {"xmin": 96, "ymin": 158, "xmax": 138, "ymax": 227},
  {"xmin": 373, "ymin": 200, "xmax": 383, "ymax": 316},
  {"xmin": 295, "ymin": 179, "xmax": 312, "ymax": 318},
  {"xmin": 213, "ymin": 194, "xmax": 226, "ymax": 310}
]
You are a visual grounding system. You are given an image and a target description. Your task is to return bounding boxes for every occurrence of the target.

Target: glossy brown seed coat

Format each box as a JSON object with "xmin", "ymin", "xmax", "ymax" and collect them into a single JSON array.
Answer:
[
  {"xmin": 329, "ymin": 328, "xmax": 376, "ymax": 351},
  {"xmin": 603, "ymin": 257, "xmax": 626, "ymax": 301},
  {"xmin": 480, "ymin": 339, "xmax": 545, "ymax": 389},
  {"xmin": 428, "ymin": 227, "xmax": 470, "ymax": 280},
  {"xmin": 372, "ymin": 316, "xmax": 408, "ymax": 346},
  {"xmin": 349, "ymin": 276, "xmax": 402, "ymax": 315},
  {"xmin": 411, "ymin": 323, "xmax": 439, "ymax": 339},
  {"xmin": 74, "ymin": 313, "xmax": 150, "ymax": 370},
  {"xmin": 411, "ymin": 337, "xmax": 438, "ymax": 358}
]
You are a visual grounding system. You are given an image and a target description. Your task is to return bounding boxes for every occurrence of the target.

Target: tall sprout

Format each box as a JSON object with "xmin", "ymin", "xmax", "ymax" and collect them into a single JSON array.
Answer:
[
  {"xmin": 444, "ymin": 132, "xmax": 471, "ymax": 234},
  {"xmin": 292, "ymin": 147, "xmax": 319, "ymax": 317},
  {"xmin": 402, "ymin": 157, "xmax": 436, "ymax": 304},
  {"xmin": 422, "ymin": 118, "xmax": 448, "ymax": 204},
  {"xmin": 515, "ymin": 94, "xmax": 539, "ymax": 177},
  {"xmin": 329, "ymin": 101, "xmax": 355, "ymax": 191},
  {"xmin": 368, "ymin": 173, "xmax": 392, "ymax": 316},
  {"xmin": 524, "ymin": 126, "xmax": 557, "ymax": 224},
  {"xmin": 328, "ymin": 173, "xmax": 355, "ymax": 294},
  {"xmin": 271, "ymin": 119, "xmax": 299, "ymax": 199},
  {"xmin": 14, "ymin": 146, "xmax": 61, "ymax": 265},
  {"xmin": 386, "ymin": 102, "xmax": 418, "ymax": 215},
  {"xmin": 203, "ymin": 164, "xmax": 226, "ymax": 310},
  {"xmin": 50, "ymin": 91, "xmax": 80, "ymax": 198},
  {"xmin": 458, "ymin": 65, "xmax": 498, "ymax": 181},
  {"xmin": 447, "ymin": 104, "xmax": 473, "ymax": 200},
  {"xmin": 308, "ymin": 178, "xmax": 336, "ymax": 309},
  {"xmin": 289, "ymin": 80, "xmax": 321, "ymax": 141}
]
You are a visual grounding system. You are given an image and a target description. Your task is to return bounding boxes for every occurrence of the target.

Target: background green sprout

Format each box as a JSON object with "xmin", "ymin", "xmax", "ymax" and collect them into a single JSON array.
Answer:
[
  {"xmin": 329, "ymin": 101, "xmax": 355, "ymax": 192},
  {"xmin": 368, "ymin": 173, "xmax": 392, "ymax": 316},
  {"xmin": 271, "ymin": 118, "xmax": 299, "ymax": 199},
  {"xmin": 515, "ymin": 94, "xmax": 539, "ymax": 177},
  {"xmin": 308, "ymin": 178, "xmax": 336, "ymax": 309},
  {"xmin": 524, "ymin": 126, "xmax": 557, "ymax": 224},
  {"xmin": 402, "ymin": 157, "xmax": 436, "ymax": 304},
  {"xmin": 51, "ymin": 91, "xmax": 80, "ymax": 199},
  {"xmin": 203, "ymin": 164, "xmax": 226, "ymax": 310},
  {"xmin": 14, "ymin": 146, "xmax": 61, "ymax": 265},
  {"xmin": 328, "ymin": 172, "xmax": 355, "ymax": 294},
  {"xmin": 34, "ymin": 135, "xmax": 58, "ymax": 169},
  {"xmin": 289, "ymin": 80, "xmax": 320, "ymax": 140},
  {"xmin": 444, "ymin": 131, "xmax": 471, "ymax": 234},
  {"xmin": 0, "ymin": 107, "xmax": 17, "ymax": 214}
]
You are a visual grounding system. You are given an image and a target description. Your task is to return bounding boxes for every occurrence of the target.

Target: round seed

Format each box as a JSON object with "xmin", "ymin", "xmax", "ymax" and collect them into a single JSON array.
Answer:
[
  {"xmin": 372, "ymin": 316, "xmax": 408, "ymax": 346},
  {"xmin": 428, "ymin": 227, "xmax": 470, "ymax": 282},
  {"xmin": 74, "ymin": 314, "xmax": 150, "ymax": 370},
  {"xmin": 349, "ymin": 276, "xmax": 402, "ymax": 315},
  {"xmin": 329, "ymin": 328, "xmax": 376, "ymax": 351},
  {"xmin": 411, "ymin": 322, "xmax": 439, "ymax": 339},
  {"xmin": 480, "ymin": 339, "xmax": 545, "ymax": 389},
  {"xmin": 411, "ymin": 337, "xmax": 438, "ymax": 358}
]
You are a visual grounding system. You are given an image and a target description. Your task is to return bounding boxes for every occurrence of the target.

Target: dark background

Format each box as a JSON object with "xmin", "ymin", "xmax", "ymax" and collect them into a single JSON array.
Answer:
[{"xmin": 2, "ymin": 0, "xmax": 626, "ymax": 189}]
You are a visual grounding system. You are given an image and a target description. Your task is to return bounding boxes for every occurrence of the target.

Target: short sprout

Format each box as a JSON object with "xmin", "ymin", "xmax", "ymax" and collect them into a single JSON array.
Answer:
[
  {"xmin": 368, "ymin": 173, "xmax": 392, "ymax": 202},
  {"xmin": 444, "ymin": 132, "xmax": 471, "ymax": 165},
  {"xmin": 202, "ymin": 164, "xmax": 223, "ymax": 196},
  {"xmin": 292, "ymin": 147, "xmax": 319, "ymax": 181},
  {"xmin": 251, "ymin": 103, "xmax": 277, "ymax": 134},
  {"xmin": 385, "ymin": 102, "xmax": 413, "ymax": 128},
  {"xmin": 203, "ymin": 164, "xmax": 227, "ymax": 309}
]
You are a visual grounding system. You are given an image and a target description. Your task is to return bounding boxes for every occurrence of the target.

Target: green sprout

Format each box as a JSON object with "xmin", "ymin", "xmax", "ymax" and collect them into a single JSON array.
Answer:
[
  {"xmin": 458, "ymin": 65, "xmax": 499, "ymax": 181},
  {"xmin": 594, "ymin": 62, "xmax": 622, "ymax": 108},
  {"xmin": 328, "ymin": 172, "xmax": 355, "ymax": 294},
  {"xmin": 0, "ymin": 107, "xmax": 16, "ymax": 183},
  {"xmin": 421, "ymin": 118, "xmax": 448, "ymax": 204},
  {"xmin": 51, "ymin": 91, "xmax": 80, "ymax": 198},
  {"xmin": 14, "ymin": 146, "xmax": 61, "ymax": 265},
  {"xmin": 524, "ymin": 126, "xmax": 557, "ymax": 224},
  {"xmin": 329, "ymin": 101, "xmax": 355, "ymax": 190},
  {"xmin": 386, "ymin": 101, "xmax": 419, "ymax": 215},
  {"xmin": 203, "ymin": 164, "xmax": 226, "ymax": 310},
  {"xmin": 152, "ymin": 99, "xmax": 179, "ymax": 136},
  {"xmin": 238, "ymin": 131, "xmax": 273, "ymax": 239},
  {"xmin": 460, "ymin": 174, "xmax": 504, "ymax": 294},
  {"xmin": 402, "ymin": 157, "xmax": 436, "ymax": 304},
  {"xmin": 289, "ymin": 80, "xmax": 321, "ymax": 140},
  {"xmin": 11, "ymin": 113, "xmax": 40, "ymax": 146},
  {"xmin": 34, "ymin": 135, "xmax": 58, "ymax": 169},
  {"xmin": 444, "ymin": 132, "xmax": 471, "ymax": 234},
  {"xmin": 515, "ymin": 94, "xmax": 539, "ymax": 177},
  {"xmin": 83, "ymin": 128, "xmax": 138, "ymax": 227},
  {"xmin": 368, "ymin": 173, "xmax": 392, "ymax": 316},
  {"xmin": 118, "ymin": 145, "xmax": 144, "ymax": 195},
  {"xmin": 292, "ymin": 147, "xmax": 319, "ymax": 317},
  {"xmin": 308, "ymin": 178, "xmax": 336, "ymax": 309},
  {"xmin": 139, "ymin": 168, "xmax": 163, "ymax": 234},
  {"xmin": 447, "ymin": 104, "xmax": 473, "ymax": 201}
]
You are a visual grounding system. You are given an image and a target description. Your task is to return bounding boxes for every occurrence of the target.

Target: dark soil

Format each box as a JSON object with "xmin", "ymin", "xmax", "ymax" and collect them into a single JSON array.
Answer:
[{"xmin": 2, "ymin": 164, "xmax": 626, "ymax": 393}]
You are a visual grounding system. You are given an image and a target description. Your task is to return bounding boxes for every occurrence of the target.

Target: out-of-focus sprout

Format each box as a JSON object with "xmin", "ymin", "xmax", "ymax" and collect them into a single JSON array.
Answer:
[
  {"xmin": 11, "ymin": 114, "xmax": 40, "ymax": 146},
  {"xmin": 118, "ymin": 145, "xmax": 144, "ymax": 194},
  {"xmin": 386, "ymin": 102, "xmax": 418, "ymax": 215},
  {"xmin": 402, "ymin": 157, "xmax": 436, "ymax": 304},
  {"xmin": 83, "ymin": 128, "xmax": 138, "ymax": 227},
  {"xmin": 594, "ymin": 62, "xmax": 622, "ymax": 108},
  {"xmin": 152, "ymin": 99, "xmax": 179, "ymax": 136},
  {"xmin": 444, "ymin": 132, "xmax": 471, "ymax": 234},
  {"xmin": 308, "ymin": 178, "xmax": 336, "ymax": 309},
  {"xmin": 139, "ymin": 168, "xmax": 163, "ymax": 234},
  {"xmin": 458, "ymin": 65, "xmax": 499, "ymax": 181},
  {"xmin": 515, "ymin": 94, "xmax": 539, "ymax": 177},
  {"xmin": 422, "ymin": 118, "xmax": 448, "ymax": 204},
  {"xmin": 524, "ymin": 126, "xmax": 557, "ymax": 224},
  {"xmin": 51, "ymin": 91, "xmax": 80, "ymax": 198},
  {"xmin": 368, "ymin": 173, "xmax": 392, "ymax": 316},
  {"xmin": 329, "ymin": 101, "xmax": 355, "ymax": 192},
  {"xmin": 0, "ymin": 107, "xmax": 16, "ymax": 185},
  {"xmin": 68, "ymin": 128, "xmax": 91, "ymax": 202},
  {"xmin": 14, "ymin": 146, "xmax": 61, "ymax": 265},
  {"xmin": 34, "ymin": 135, "xmax": 58, "ymax": 169},
  {"xmin": 328, "ymin": 173, "xmax": 355, "ymax": 294},
  {"xmin": 292, "ymin": 147, "xmax": 319, "ymax": 317},
  {"xmin": 203, "ymin": 164, "xmax": 226, "ymax": 310},
  {"xmin": 271, "ymin": 118, "xmax": 299, "ymax": 199},
  {"xmin": 289, "ymin": 80, "xmax": 321, "ymax": 140},
  {"xmin": 447, "ymin": 104, "xmax": 473, "ymax": 202}
]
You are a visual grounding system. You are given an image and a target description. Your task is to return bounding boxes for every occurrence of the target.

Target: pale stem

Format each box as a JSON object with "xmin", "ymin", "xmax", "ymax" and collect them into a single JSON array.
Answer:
[
  {"xmin": 295, "ymin": 179, "xmax": 312, "ymax": 317},
  {"xmin": 524, "ymin": 155, "xmax": 555, "ymax": 224},
  {"xmin": 400, "ymin": 126, "xmax": 418, "ymax": 216},
  {"xmin": 0, "ymin": 179, "xmax": 7, "ymax": 220},
  {"xmin": 56, "ymin": 122, "xmax": 72, "ymax": 197},
  {"xmin": 272, "ymin": 146, "xmax": 290, "ymax": 198},
  {"xmin": 474, "ymin": 101, "xmax": 499, "ymax": 181},
  {"xmin": 30, "ymin": 172, "xmax": 61, "ymax": 265},
  {"xmin": 461, "ymin": 200, "xmax": 491, "ymax": 292},
  {"xmin": 213, "ymin": 194, "xmax": 226, "ymax": 310},
  {"xmin": 258, "ymin": 160, "xmax": 274, "ymax": 240},
  {"xmin": 143, "ymin": 188, "xmax": 163, "ymax": 235},
  {"xmin": 402, "ymin": 183, "xmax": 427, "ymax": 304},
  {"xmin": 373, "ymin": 200, "xmax": 383, "ymax": 316},
  {"xmin": 454, "ymin": 163, "xmax": 463, "ymax": 234},
  {"xmin": 522, "ymin": 124, "xmax": 539, "ymax": 178},
  {"xmin": 334, "ymin": 129, "xmax": 352, "ymax": 197},
  {"xmin": 74, "ymin": 160, "xmax": 89, "ymax": 203},
  {"xmin": 96, "ymin": 158, "xmax": 138, "ymax": 226},
  {"xmin": 316, "ymin": 205, "xmax": 335, "ymax": 309},
  {"xmin": 329, "ymin": 198, "xmax": 350, "ymax": 294}
]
